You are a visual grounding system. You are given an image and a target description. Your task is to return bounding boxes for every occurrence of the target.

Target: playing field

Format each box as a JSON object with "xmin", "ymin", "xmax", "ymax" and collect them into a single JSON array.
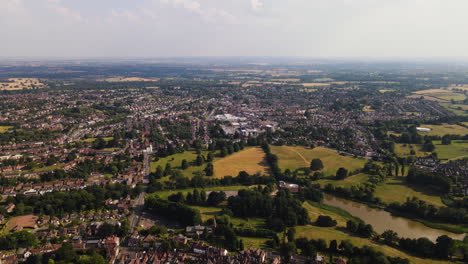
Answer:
[
  {"xmin": 417, "ymin": 124, "xmax": 467, "ymax": 136},
  {"xmin": 394, "ymin": 144, "xmax": 429, "ymax": 158},
  {"xmin": 213, "ymin": 147, "xmax": 267, "ymax": 178},
  {"xmin": 271, "ymin": 146, "xmax": 366, "ymax": 176},
  {"xmin": 374, "ymin": 177, "xmax": 444, "ymax": 207},
  {"xmin": 0, "ymin": 126, "xmax": 13, "ymax": 133}
]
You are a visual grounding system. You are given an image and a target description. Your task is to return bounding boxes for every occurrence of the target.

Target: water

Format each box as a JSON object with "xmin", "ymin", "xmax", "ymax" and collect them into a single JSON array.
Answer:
[{"xmin": 323, "ymin": 194, "xmax": 466, "ymax": 241}]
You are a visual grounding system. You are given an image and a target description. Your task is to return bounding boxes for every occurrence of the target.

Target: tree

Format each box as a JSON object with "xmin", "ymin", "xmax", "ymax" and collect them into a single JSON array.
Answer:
[
  {"xmin": 336, "ymin": 167, "xmax": 348, "ymax": 180},
  {"xmin": 329, "ymin": 239, "xmax": 338, "ymax": 253},
  {"xmin": 207, "ymin": 191, "xmax": 226, "ymax": 206},
  {"xmin": 196, "ymin": 155, "xmax": 205, "ymax": 166},
  {"xmin": 381, "ymin": 230, "xmax": 399, "ymax": 245},
  {"xmin": 316, "ymin": 215, "xmax": 337, "ymax": 227},
  {"xmin": 422, "ymin": 141, "xmax": 435, "ymax": 152},
  {"xmin": 206, "ymin": 152, "xmax": 214, "ymax": 162},
  {"xmin": 287, "ymin": 227, "xmax": 296, "ymax": 242},
  {"xmin": 435, "ymin": 235, "xmax": 455, "ymax": 259},
  {"xmin": 181, "ymin": 159, "xmax": 189, "ymax": 169},
  {"xmin": 346, "ymin": 220, "xmax": 358, "ymax": 233},
  {"xmin": 204, "ymin": 163, "xmax": 214, "ymax": 176},
  {"xmin": 310, "ymin": 159, "xmax": 324, "ymax": 171},
  {"xmin": 441, "ymin": 135, "xmax": 451, "ymax": 145}
]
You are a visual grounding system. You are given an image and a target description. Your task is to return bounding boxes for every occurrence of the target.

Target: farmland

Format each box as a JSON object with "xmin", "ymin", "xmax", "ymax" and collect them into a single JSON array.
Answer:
[
  {"xmin": 270, "ymin": 146, "xmax": 366, "ymax": 176},
  {"xmin": 0, "ymin": 78, "xmax": 46, "ymax": 90},
  {"xmin": 411, "ymin": 89, "xmax": 466, "ymax": 102},
  {"xmin": 441, "ymin": 103, "xmax": 468, "ymax": 116}
]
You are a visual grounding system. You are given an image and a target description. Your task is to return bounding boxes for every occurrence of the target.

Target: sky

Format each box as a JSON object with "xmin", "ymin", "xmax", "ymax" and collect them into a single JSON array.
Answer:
[{"xmin": 1, "ymin": 0, "xmax": 468, "ymax": 58}]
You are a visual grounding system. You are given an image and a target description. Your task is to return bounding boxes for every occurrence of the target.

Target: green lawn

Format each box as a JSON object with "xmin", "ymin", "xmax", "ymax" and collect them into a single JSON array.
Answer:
[
  {"xmin": 433, "ymin": 140, "xmax": 468, "ymax": 160},
  {"xmin": 374, "ymin": 177, "xmax": 444, "ymax": 207},
  {"xmin": 271, "ymin": 146, "xmax": 366, "ymax": 176}
]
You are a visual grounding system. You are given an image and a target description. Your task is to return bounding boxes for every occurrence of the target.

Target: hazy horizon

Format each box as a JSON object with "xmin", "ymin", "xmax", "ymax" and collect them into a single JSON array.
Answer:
[{"xmin": 2, "ymin": 0, "xmax": 468, "ymax": 58}]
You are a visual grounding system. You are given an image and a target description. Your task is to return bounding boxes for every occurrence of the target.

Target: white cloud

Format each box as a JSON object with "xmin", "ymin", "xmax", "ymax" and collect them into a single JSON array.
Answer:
[
  {"xmin": 46, "ymin": 0, "xmax": 82, "ymax": 21},
  {"xmin": 251, "ymin": 0, "xmax": 263, "ymax": 10}
]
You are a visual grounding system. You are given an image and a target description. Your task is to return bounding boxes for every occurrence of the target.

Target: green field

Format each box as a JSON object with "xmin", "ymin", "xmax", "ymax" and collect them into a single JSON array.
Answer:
[
  {"xmin": 151, "ymin": 147, "xmax": 268, "ymax": 179},
  {"xmin": 271, "ymin": 146, "xmax": 366, "ymax": 176},
  {"xmin": 394, "ymin": 144, "xmax": 429, "ymax": 157},
  {"xmin": 374, "ymin": 177, "xmax": 444, "ymax": 207},
  {"xmin": 316, "ymin": 173, "xmax": 369, "ymax": 187},
  {"xmin": 300, "ymin": 202, "xmax": 451, "ymax": 264},
  {"xmin": 80, "ymin": 137, "xmax": 114, "ymax": 143},
  {"xmin": 0, "ymin": 126, "xmax": 13, "ymax": 133},
  {"xmin": 441, "ymin": 104, "xmax": 468, "ymax": 116},
  {"xmin": 418, "ymin": 124, "xmax": 467, "ymax": 136},
  {"xmin": 434, "ymin": 140, "xmax": 468, "ymax": 160}
]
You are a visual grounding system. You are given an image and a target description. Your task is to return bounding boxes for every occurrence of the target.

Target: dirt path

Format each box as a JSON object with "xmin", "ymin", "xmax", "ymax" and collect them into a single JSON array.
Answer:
[{"xmin": 288, "ymin": 147, "xmax": 309, "ymax": 166}]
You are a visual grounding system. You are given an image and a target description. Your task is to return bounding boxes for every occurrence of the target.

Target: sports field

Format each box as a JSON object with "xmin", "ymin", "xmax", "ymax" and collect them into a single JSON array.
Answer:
[{"xmin": 271, "ymin": 146, "xmax": 366, "ymax": 176}]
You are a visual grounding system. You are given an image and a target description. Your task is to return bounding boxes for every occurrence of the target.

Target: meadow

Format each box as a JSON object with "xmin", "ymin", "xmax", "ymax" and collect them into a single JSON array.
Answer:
[
  {"xmin": 151, "ymin": 147, "xmax": 268, "ymax": 179},
  {"xmin": 412, "ymin": 89, "xmax": 466, "ymax": 102},
  {"xmin": 395, "ymin": 140, "xmax": 467, "ymax": 161},
  {"xmin": 270, "ymin": 146, "xmax": 366, "ymax": 176},
  {"xmin": 0, "ymin": 126, "xmax": 13, "ymax": 133},
  {"xmin": 0, "ymin": 78, "xmax": 46, "ymax": 90},
  {"xmin": 418, "ymin": 123, "xmax": 467, "ymax": 136}
]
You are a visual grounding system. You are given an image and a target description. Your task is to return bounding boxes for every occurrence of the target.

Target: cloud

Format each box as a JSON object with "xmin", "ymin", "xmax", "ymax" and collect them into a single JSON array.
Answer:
[
  {"xmin": 251, "ymin": 0, "xmax": 263, "ymax": 10},
  {"xmin": 46, "ymin": 0, "xmax": 82, "ymax": 21}
]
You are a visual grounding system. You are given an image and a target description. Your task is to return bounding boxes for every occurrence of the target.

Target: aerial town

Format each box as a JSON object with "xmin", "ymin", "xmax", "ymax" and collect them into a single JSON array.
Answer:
[{"xmin": 0, "ymin": 59, "xmax": 466, "ymax": 264}]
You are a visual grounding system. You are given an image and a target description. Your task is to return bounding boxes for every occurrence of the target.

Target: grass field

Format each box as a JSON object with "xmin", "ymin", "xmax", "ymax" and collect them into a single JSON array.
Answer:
[
  {"xmin": 299, "ymin": 202, "xmax": 451, "ymax": 264},
  {"xmin": 316, "ymin": 173, "xmax": 369, "ymax": 187},
  {"xmin": 149, "ymin": 185, "xmax": 250, "ymax": 200},
  {"xmin": 150, "ymin": 147, "xmax": 267, "ymax": 179},
  {"xmin": 302, "ymin": 83, "xmax": 330, "ymax": 87},
  {"xmin": 394, "ymin": 144, "xmax": 429, "ymax": 157},
  {"xmin": 374, "ymin": 177, "xmax": 444, "ymax": 207},
  {"xmin": 271, "ymin": 146, "xmax": 366, "ymax": 176},
  {"xmin": 295, "ymin": 225, "xmax": 450, "ymax": 264},
  {"xmin": 212, "ymin": 147, "xmax": 267, "ymax": 178},
  {"xmin": 434, "ymin": 140, "xmax": 468, "ymax": 160},
  {"xmin": 0, "ymin": 126, "xmax": 13, "ymax": 133},
  {"xmin": 417, "ymin": 124, "xmax": 467, "ymax": 136},
  {"xmin": 0, "ymin": 78, "xmax": 46, "ymax": 90},
  {"xmin": 80, "ymin": 137, "xmax": 114, "ymax": 143},
  {"xmin": 413, "ymin": 89, "xmax": 466, "ymax": 102},
  {"xmin": 362, "ymin": 105, "xmax": 375, "ymax": 112},
  {"xmin": 103, "ymin": 77, "xmax": 159, "ymax": 82},
  {"xmin": 441, "ymin": 103, "xmax": 468, "ymax": 116}
]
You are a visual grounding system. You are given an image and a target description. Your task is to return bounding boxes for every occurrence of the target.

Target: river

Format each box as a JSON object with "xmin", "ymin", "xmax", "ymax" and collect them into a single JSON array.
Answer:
[{"xmin": 323, "ymin": 194, "xmax": 466, "ymax": 241}]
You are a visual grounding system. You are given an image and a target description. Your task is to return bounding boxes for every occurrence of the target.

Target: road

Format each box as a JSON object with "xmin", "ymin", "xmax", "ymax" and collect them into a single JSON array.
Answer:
[{"xmin": 129, "ymin": 149, "xmax": 151, "ymax": 232}]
